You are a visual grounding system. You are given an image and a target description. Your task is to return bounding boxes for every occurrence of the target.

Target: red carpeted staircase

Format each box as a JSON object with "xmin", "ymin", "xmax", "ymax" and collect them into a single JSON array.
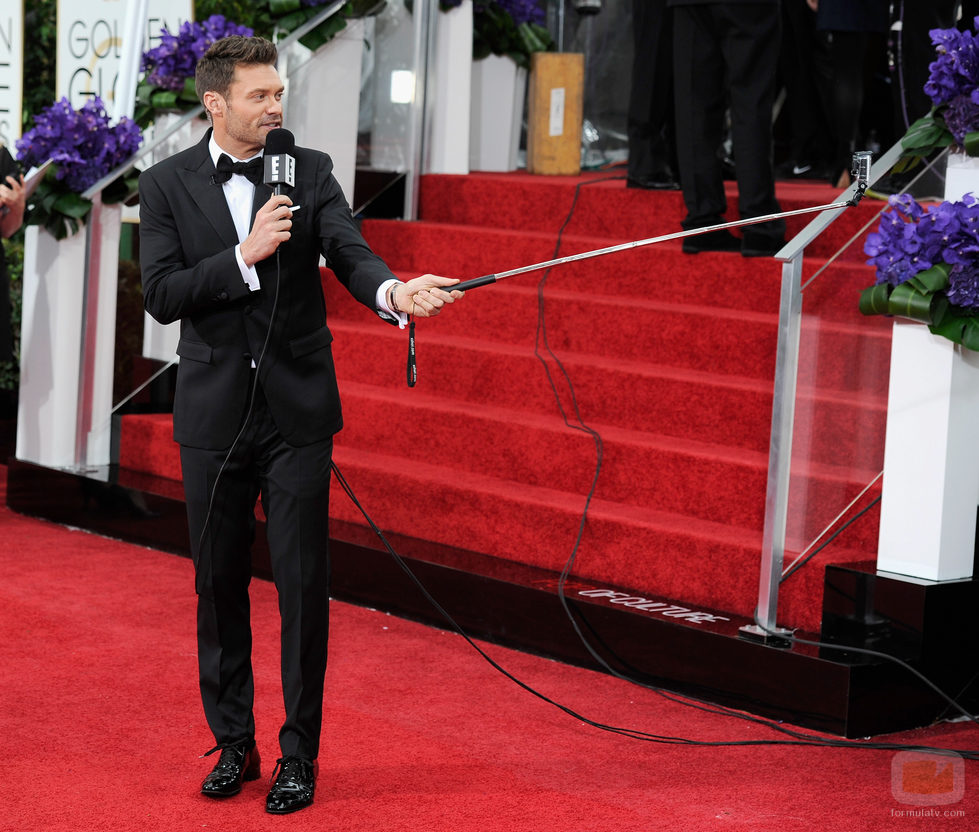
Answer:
[{"xmin": 119, "ymin": 172, "xmax": 890, "ymax": 633}]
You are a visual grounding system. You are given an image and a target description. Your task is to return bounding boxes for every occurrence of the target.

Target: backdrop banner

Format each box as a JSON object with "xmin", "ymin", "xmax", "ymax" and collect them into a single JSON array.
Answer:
[
  {"xmin": 0, "ymin": 2, "xmax": 24, "ymax": 146},
  {"xmin": 56, "ymin": 0, "xmax": 191, "ymax": 111}
]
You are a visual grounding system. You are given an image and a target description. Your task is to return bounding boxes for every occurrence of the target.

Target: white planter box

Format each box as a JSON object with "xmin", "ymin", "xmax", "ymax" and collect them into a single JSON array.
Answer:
[
  {"xmin": 282, "ymin": 19, "xmax": 365, "ymax": 201},
  {"xmin": 944, "ymin": 150, "xmax": 979, "ymax": 201},
  {"xmin": 428, "ymin": 1, "xmax": 472, "ymax": 174},
  {"xmin": 877, "ymin": 321, "xmax": 979, "ymax": 580},
  {"xmin": 17, "ymin": 204, "xmax": 121, "ymax": 471},
  {"xmin": 875, "ymin": 151, "xmax": 979, "ymax": 581},
  {"xmin": 470, "ymin": 54, "xmax": 526, "ymax": 171}
]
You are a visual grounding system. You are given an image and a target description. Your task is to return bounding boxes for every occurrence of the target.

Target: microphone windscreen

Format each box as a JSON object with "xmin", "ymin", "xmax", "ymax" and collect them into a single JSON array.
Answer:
[{"xmin": 265, "ymin": 128, "xmax": 295, "ymax": 156}]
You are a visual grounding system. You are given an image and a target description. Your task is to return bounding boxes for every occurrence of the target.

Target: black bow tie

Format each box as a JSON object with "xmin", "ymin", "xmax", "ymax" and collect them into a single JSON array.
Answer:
[{"xmin": 211, "ymin": 154, "xmax": 264, "ymax": 186}]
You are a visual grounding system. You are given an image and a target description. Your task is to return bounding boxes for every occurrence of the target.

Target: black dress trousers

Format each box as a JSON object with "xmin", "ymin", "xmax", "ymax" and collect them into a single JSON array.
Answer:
[
  {"xmin": 671, "ymin": 1, "xmax": 784, "ymax": 242},
  {"xmin": 180, "ymin": 378, "xmax": 334, "ymax": 760}
]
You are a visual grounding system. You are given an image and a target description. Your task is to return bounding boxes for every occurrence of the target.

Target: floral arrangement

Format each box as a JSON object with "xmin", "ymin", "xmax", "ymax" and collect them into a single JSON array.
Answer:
[
  {"xmin": 15, "ymin": 97, "xmax": 143, "ymax": 239},
  {"xmin": 134, "ymin": 3, "xmax": 382, "ymax": 125},
  {"xmin": 134, "ymin": 14, "xmax": 254, "ymax": 127},
  {"xmin": 472, "ymin": 0, "xmax": 553, "ymax": 68},
  {"xmin": 859, "ymin": 194, "xmax": 979, "ymax": 348},
  {"xmin": 195, "ymin": 1, "xmax": 368, "ymax": 54},
  {"xmin": 900, "ymin": 17, "xmax": 979, "ymax": 166},
  {"xmin": 404, "ymin": 0, "xmax": 552, "ymax": 66},
  {"xmin": 257, "ymin": 0, "xmax": 358, "ymax": 52}
]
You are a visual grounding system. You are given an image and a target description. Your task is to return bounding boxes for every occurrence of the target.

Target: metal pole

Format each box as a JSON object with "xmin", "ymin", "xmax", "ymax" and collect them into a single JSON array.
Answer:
[
  {"xmin": 405, "ymin": 0, "xmax": 434, "ymax": 220},
  {"xmin": 739, "ymin": 252, "xmax": 804, "ymax": 645},
  {"xmin": 114, "ymin": 0, "xmax": 150, "ymax": 121},
  {"xmin": 450, "ymin": 198, "xmax": 856, "ymax": 293}
]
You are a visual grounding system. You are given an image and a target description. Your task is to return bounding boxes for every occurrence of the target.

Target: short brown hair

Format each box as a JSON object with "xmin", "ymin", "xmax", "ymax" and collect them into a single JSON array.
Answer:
[{"xmin": 195, "ymin": 36, "xmax": 278, "ymax": 103}]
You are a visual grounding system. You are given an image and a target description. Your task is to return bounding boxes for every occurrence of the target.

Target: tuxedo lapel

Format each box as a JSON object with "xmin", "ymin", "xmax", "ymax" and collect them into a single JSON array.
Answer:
[{"xmin": 176, "ymin": 134, "xmax": 240, "ymax": 251}]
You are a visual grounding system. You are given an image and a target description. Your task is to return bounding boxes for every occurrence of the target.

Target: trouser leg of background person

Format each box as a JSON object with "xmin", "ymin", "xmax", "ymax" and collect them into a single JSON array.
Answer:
[
  {"xmin": 672, "ymin": 4, "xmax": 736, "ymax": 253},
  {"xmin": 826, "ymin": 30, "xmax": 874, "ymax": 188},
  {"xmin": 719, "ymin": 3, "xmax": 785, "ymax": 253},
  {"xmin": 776, "ymin": 0, "xmax": 834, "ymax": 179},
  {"xmin": 627, "ymin": 0, "xmax": 678, "ymax": 189},
  {"xmin": 672, "ymin": 4, "xmax": 784, "ymax": 254}
]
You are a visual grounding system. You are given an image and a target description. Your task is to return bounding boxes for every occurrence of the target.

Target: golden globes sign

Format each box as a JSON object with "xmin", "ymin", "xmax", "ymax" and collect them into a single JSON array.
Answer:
[
  {"xmin": 0, "ymin": 2, "xmax": 24, "ymax": 145},
  {"xmin": 57, "ymin": 0, "xmax": 191, "ymax": 111}
]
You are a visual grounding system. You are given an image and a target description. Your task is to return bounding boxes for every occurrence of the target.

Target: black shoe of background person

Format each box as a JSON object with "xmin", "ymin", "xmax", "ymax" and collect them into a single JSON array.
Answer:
[
  {"xmin": 200, "ymin": 739, "xmax": 261, "ymax": 798},
  {"xmin": 627, "ymin": 169, "xmax": 680, "ymax": 190},
  {"xmin": 774, "ymin": 159, "xmax": 835, "ymax": 181},
  {"xmin": 741, "ymin": 233, "xmax": 786, "ymax": 258},
  {"xmin": 266, "ymin": 756, "xmax": 317, "ymax": 814},
  {"xmin": 681, "ymin": 229, "xmax": 741, "ymax": 254}
]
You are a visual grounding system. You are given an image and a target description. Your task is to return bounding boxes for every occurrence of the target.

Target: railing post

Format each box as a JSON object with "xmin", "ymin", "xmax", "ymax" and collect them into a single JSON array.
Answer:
[
  {"xmin": 740, "ymin": 252, "xmax": 804, "ymax": 645},
  {"xmin": 405, "ymin": 0, "xmax": 435, "ymax": 220}
]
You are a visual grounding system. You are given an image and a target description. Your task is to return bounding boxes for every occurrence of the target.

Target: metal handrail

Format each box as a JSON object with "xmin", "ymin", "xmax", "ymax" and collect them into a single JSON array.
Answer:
[
  {"xmin": 746, "ymin": 137, "xmax": 924, "ymax": 642},
  {"xmin": 80, "ymin": 0, "xmax": 348, "ymax": 201},
  {"xmin": 774, "ymin": 141, "xmax": 904, "ymax": 263}
]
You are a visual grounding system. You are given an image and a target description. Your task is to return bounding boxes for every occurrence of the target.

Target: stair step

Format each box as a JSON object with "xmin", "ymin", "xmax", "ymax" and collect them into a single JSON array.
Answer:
[
  {"xmin": 329, "ymin": 321, "xmax": 886, "ymax": 469},
  {"xmin": 417, "ymin": 173, "xmax": 883, "ymax": 258},
  {"xmin": 117, "ymin": 173, "xmax": 892, "ymax": 635},
  {"xmin": 329, "ymin": 443, "xmax": 872, "ymax": 628},
  {"xmin": 324, "ymin": 271, "xmax": 891, "ymax": 395}
]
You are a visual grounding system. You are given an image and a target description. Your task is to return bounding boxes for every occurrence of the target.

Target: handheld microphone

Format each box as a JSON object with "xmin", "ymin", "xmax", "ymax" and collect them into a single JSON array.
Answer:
[{"xmin": 264, "ymin": 128, "xmax": 296, "ymax": 195}]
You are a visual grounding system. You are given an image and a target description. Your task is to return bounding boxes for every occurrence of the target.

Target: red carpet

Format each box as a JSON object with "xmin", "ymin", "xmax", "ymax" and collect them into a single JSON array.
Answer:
[
  {"xmin": 2, "ymin": 468, "xmax": 978, "ymax": 831},
  {"xmin": 119, "ymin": 172, "xmax": 891, "ymax": 633}
]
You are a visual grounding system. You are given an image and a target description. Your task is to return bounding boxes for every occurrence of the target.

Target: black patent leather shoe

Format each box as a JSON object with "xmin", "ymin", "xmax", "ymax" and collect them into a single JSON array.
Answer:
[
  {"xmin": 200, "ymin": 739, "xmax": 261, "ymax": 798},
  {"xmin": 266, "ymin": 756, "xmax": 317, "ymax": 814}
]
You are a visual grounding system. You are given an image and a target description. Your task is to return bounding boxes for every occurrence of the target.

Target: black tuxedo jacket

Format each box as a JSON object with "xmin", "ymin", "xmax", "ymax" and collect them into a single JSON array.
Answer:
[{"xmin": 139, "ymin": 130, "xmax": 397, "ymax": 451}]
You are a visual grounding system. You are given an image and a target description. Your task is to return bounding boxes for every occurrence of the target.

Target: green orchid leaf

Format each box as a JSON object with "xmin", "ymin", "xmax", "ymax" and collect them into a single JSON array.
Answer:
[
  {"xmin": 150, "ymin": 90, "xmax": 179, "ymax": 110},
  {"xmin": 180, "ymin": 77, "xmax": 199, "ymax": 101},
  {"xmin": 103, "ymin": 170, "xmax": 141, "ymax": 205},
  {"xmin": 274, "ymin": 10, "xmax": 306, "ymax": 32},
  {"xmin": 887, "ymin": 282, "xmax": 935, "ymax": 322},
  {"xmin": 891, "ymin": 155, "xmax": 921, "ymax": 174},
  {"xmin": 516, "ymin": 22, "xmax": 552, "ymax": 55},
  {"xmin": 930, "ymin": 294, "xmax": 951, "ymax": 327},
  {"xmin": 269, "ymin": 0, "xmax": 302, "ymax": 15},
  {"xmin": 300, "ymin": 15, "xmax": 347, "ymax": 51},
  {"xmin": 961, "ymin": 318, "xmax": 979, "ymax": 351},
  {"xmin": 40, "ymin": 189, "xmax": 59, "ymax": 213},
  {"xmin": 964, "ymin": 131, "xmax": 979, "ymax": 156},
  {"xmin": 900, "ymin": 114, "xmax": 947, "ymax": 149},
  {"xmin": 52, "ymin": 192, "xmax": 93, "ymax": 219},
  {"xmin": 908, "ymin": 262, "xmax": 951, "ymax": 294},
  {"xmin": 930, "ymin": 315, "xmax": 967, "ymax": 345},
  {"xmin": 858, "ymin": 283, "xmax": 892, "ymax": 316}
]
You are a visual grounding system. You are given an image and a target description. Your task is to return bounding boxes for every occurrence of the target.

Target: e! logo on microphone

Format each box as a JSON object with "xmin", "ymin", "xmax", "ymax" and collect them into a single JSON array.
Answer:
[
  {"xmin": 891, "ymin": 751, "xmax": 965, "ymax": 806},
  {"xmin": 264, "ymin": 153, "xmax": 295, "ymax": 188}
]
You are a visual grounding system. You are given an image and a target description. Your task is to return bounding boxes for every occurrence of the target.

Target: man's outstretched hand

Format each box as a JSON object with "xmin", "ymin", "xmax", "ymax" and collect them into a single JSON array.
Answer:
[{"xmin": 394, "ymin": 274, "xmax": 464, "ymax": 317}]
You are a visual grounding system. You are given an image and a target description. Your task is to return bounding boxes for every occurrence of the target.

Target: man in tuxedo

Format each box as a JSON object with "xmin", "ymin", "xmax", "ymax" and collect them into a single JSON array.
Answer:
[{"xmin": 138, "ymin": 36, "xmax": 461, "ymax": 814}]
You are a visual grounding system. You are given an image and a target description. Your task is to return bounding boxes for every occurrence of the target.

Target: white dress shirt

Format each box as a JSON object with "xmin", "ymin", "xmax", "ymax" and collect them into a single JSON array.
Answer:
[{"xmin": 207, "ymin": 135, "xmax": 406, "ymax": 326}]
